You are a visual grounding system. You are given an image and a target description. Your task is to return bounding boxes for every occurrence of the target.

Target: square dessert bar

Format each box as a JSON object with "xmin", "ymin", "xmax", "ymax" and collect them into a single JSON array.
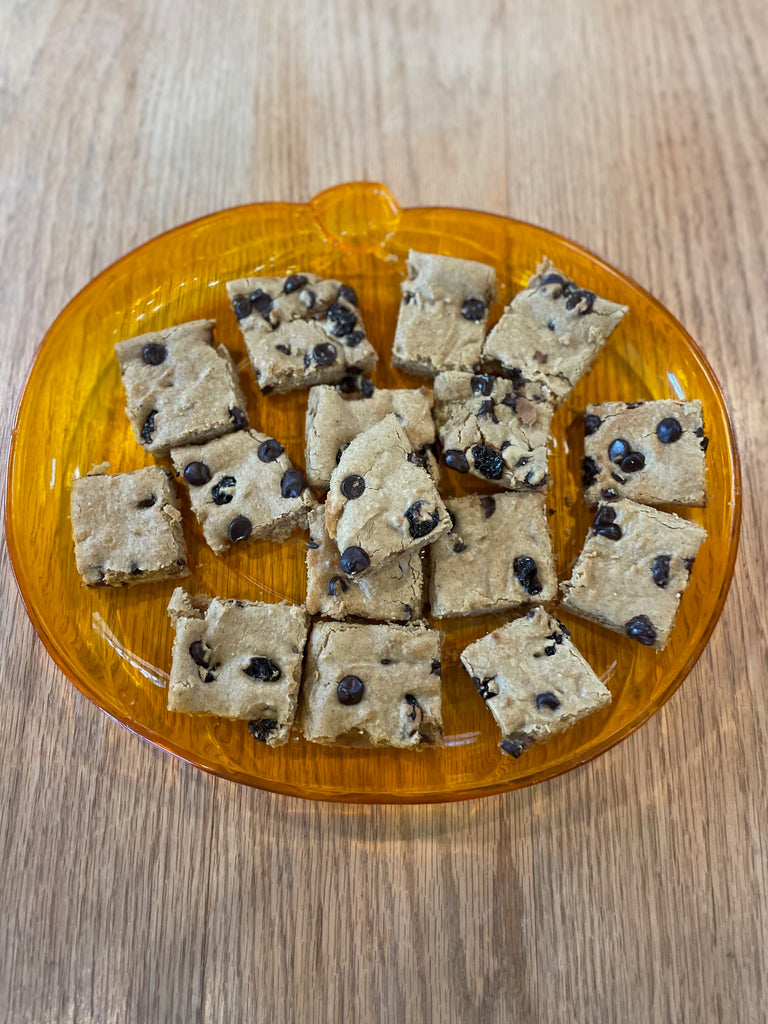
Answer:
[
  {"xmin": 171, "ymin": 429, "xmax": 315, "ymax": 554},
  {"xmin": 167, "ymin": 588, "xmax": 309, "ymax": 746},
  {"xmin": 428, "ymin": 491, "xmax": 557, "ymax": 618},
  {"xmin": 582, "ymin": 399, "xmax": 708, "ymax": 506},
  {"xmin": 300, "ymin": 620, "xmax": 443, "ymax": 748},
  {"xmin": 71, "ymin": 465, "xmax": 189, "ymax": 587},
  {"xmin": 483, "ymin": 258, "xmax": 628, "ymax": 406},
  {"xmin": 226, "ymin": 273, "xmax": 377, "ymax": 392},
  {"xmin": 391, "ymin": 250, "xmax": 497, "ymax": 377},
  {"xmin": 115, "ymin": 320, "xmax": 247, "ymax": 456},
  {"xmin": 561, "ymin": 499, "xmax": 707, "ymax": 649},
  {"xmin": 305, "ymin": 382, "xmax": 435, "ymax": 490},
  {"xmin": 306, "ymin": 507, "xmax": 424, "ymax": 622},
  {"xmin": 324, "ymin": 414, "xmax": 451, "ymax": 577},
  {"xmin": 433, "ymin": 370, "xmax": 554, "ymax": 490},
  {"xmin": 460, "ymin": 607, "xmax": 611, "ymax": 758}
]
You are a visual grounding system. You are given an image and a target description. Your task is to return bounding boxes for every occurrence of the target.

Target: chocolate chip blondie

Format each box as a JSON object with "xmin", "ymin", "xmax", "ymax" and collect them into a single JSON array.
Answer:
[
  {"xmin": 167, "ymin": 588, "xmax": 308, "ymax": 745},
  {"xmin": 171, "ymin": 429, "xmax": 315, "ymax": 554},
  {"xmin": 226, "ymin": 274, "xmax": 377, "ymax": 392},
  {"xmin": 306, "ymin": 507, "xmax": 424, "ymax": 622},
  {"xmin": 325, "ymin": 414, "xmax": 451, "ymax": 577},
  {"xmin": 433, "ymin": 370, "xmax": 553, "ymax": 489},
  {"xmin": 560, "ymin": 499, "xmax": 707, "ymax": 648},
  {"xmin": 460, "ymin": 607, "xmax": 611, "ymax": 757},
  {"xmin": 305, "ymin": 382, "xmax": 435, "ymax": 490},
  {"xmin": 299, "ymin": 620, "xmax": 443, "ymax": 747},
  {"xmin": 428, "ymin": 491, "xmax": 557, "ymax": 618},
  {"xmin": 71, "ymin": 464, "xmax": 189, "ymax": 587},
  {"xmin": 115, "ymin": 320, "xmax": 247, "ymax": 456},
  {"xmin": 483, "ymin": 258, "xmax": 628, "ymax": 406},
  {"xmin": 582, "ymin": 399, "xmax": 708, "ymax": 506},
  {"xmin": 391, "ymin": 250, "xmax": 497, "ymax": 377}
]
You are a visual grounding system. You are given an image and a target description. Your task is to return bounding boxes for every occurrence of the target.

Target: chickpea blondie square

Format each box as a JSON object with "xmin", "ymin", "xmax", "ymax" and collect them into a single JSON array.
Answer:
[
  {"xmin": 305, "ymin": 507, "xmax": 424, "ymax": 622},
  {"xmin": 460, "ymin": 607, "xmax": 611, "ymax": 758},
  {"xmin": 428, "ymin": 491, "xmax": 557, "ymax": 618},
  {"xmin": 167, "ymin": 589, "xmax": 309, "ymax": 746},
  {"xmin": 483, "ymin": 258, "xmax": 628, "ymax": 406},
  {"xmin": 71, "ymin": 464, "xmax": 189, "ymax": 587},
  {"xmin": 171, "ymin": 429, "xmax": 315, "ymax": 554},
  {"xmin": 226, "ymin": 273, "xmax": 377, "ymax": 392},
  {"xmin": 325, "ymin": 414, "xmax": 451, "ymax": 577},
  {"xmin": 391, "ymin": 250, "xmax": 497, "ymax": 377},
  {"xmin": 433, "ymin": 370, "xmax": 554, "ymax": 490},
  {"xmin": 305, "ymin": 382, "xmax": 435, "ymax": 490},
  {"xmin": 115, "ymin": 320, "xmax": 247, "ymax": 456},
  {"xmin": 299, "ymin": 620, "xmax": 443, "ymax": 748},
  {"xmin": 582, "ymin": 399, "xmax": 708, "ymax": 506},
  {"xmin": 560, "ymin": 499, "xmax": 707, "ymax": 649}
]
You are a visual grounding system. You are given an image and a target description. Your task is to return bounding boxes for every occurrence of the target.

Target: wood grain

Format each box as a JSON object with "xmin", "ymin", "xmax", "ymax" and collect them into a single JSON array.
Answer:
[{"xmin": 1, "ymin": 0, "xmax": 766, "ymax": 1021}]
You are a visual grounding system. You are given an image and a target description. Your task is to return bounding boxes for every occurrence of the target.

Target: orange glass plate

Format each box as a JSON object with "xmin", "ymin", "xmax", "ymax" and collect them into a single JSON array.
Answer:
[{"xmin": 6, "ymin": 183, "xmax": 741, "ymax": 803}]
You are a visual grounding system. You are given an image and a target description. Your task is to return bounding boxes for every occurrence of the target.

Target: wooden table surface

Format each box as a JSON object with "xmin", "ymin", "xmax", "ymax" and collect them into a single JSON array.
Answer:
[{"xmin": 2, "ymin": 1, "xmax": 766, "ymax": 1021}]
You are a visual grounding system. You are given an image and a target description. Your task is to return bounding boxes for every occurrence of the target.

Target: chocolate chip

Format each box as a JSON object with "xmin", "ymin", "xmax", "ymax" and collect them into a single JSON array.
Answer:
[
  {"xmin": 338, "ymin": 284, "xmax": 358, "ymax": 306},
  {"xmin": 565, "ymin": 288, "xmax": 596, "ymax": 314},
  {"xmin": 684, "ymin": 556, "xmax": 696, "ymax": 575},
  {"xmin": 250, "ymin": 289, "xmax": 273, "ymax": 317},
  {"xmin": 547, "ymin": 319, "xmax": 556, "ymax": 331},
  {"xmin": 480, "ymin": 495, "xmax": 496, "ymax": 518},
  {"xmin": 700, "ymin": 436, "xmax": 709, "ymax": 451},
  {"xmin": 258, "ymin": 438, "xmax": 285, "ymax": 462},
  {"xmin": 472, "ymin": 675, "xmax": 498, "ymax": 700},
  {"xmin": 130, "ymin": 562, "xmax": 142, "ymax": 575},
  {"xmin": 248, "ymin": 719, "xmax": 278, "ymax": 742},
  {"xmin": 230, "ymin": 406, "xmax": 248, "ymax": 429},
  {"xmin": 538, "ymin": 273, "xmax": 567, "ymax": 289},
  {"xmin": 228, "ymin": 515, "xmax": 252, "ymax": 542},
  {"xmin": 327, "ymin": 302, "xmax": 357, "ymax": 337},
  {"xmin": 404, "ymin": 500, "xmax": 440, "ymax": 539},
  {"xmin": 308, "ymin": 539, "xmax": 320, "ymax": 549},
  {"xmin": 608, "ymin": 438, "xmax": 631, "ymax": 463},
  {"xmin": 184, "ymin": 461, "xmax": 211, "ymax": 486},
  {"xmin": 140, "ymin": 410, "xmax": 157, "ymax": 445},
  {"xmin": 651, "ymin": 554, "xmax": 672, "ymax": 588},
  {"xmin": 402, "ymin": 291, "xmax": 414, "ymax": 305},
  {"xmin": 340, "ymin": 546, "xmax": 370, "ymax": 575},
  {"xmin": 582, "ymin": 456, "xmax": 599, "ymax": 487},
  {"xmin": 380, "ymin": 658, "xmax": 393, "ymax": 665},
  {"xmin": 431, "ymin": 659, "xmax": 441, "ymax": 677},
  {"xmin": 313, "ymin": 342, "xmax": 337, "ymax": 365},
  {"xmin": 244, "ymin": 656, "xmax": 281, "ymax": 681},
  {"xmin": 626, "ymin": 402, "xmax": 644, "ymax": 409},
  {"xmin": 136, "ymin": 495, "xmax": 156, "ymax": 508},
  {"xmin": 337, "ymin": 675, "xmax": 365, "ymax": 705},
  {"xmin": 142, "ymin": 342, "xmax": 167, "ymax": 365},
  {"xmin": 471, "ymin": 375, "xmax": 494, "ymax": 396},
  {"xmin": 276, "ymin": 343, "xmax": 291, "ymax": 355},
  {"xmin": 694, "ymin": 426, "xmax": 703, "ymax": 437},
  {"xmin": 500, "ymin": 732, "xmax": 533, "ymax": 758},
  {"xmin": 189, "ymin": 640, "xmax": 209, "ymax": 667},
  {"xmin": 453, "ymin": 540, "xmax": 467, "ymax": 553},
  {"xmin": 501, "ymin": 392, "xmax": 517, "ymax": 410},
  {"xmin": 328, "ymin": 574, "xmax": 349, "ymax": 596},
  {"xmin": 404, "ymin": 694, "xmax": 421, "ymax": 721},
  {"xmin": 656, "ymin": 417, "xmax": 683, "ymax": 444},
  {"xmin": 280, "ymin": 469, "xmax": 306, "ymax": 498},
  {"xmin": 335, "ymin": 444, "xmax": 349, "ymax": 465},
  {"xmin": 471, "ymin": 444, "xmax": 504, "ymax": 480},
  {"xmin": 444, "ymin": 449, "xmax": 469, "ymax": 473},
  {"xmin": 601, "ymin": 488, "xmax": 618, "ymax": 499},
  {"xmin": 461, "ymin": 298, "xmax": 487, "ymax": 321},
  {"xmin": 535, "ymin": 692, "xmax": 561, "ymax": 711},
  {"xmin": 477, "ymin": 399, "xmax": 498, "ymax": 423},
  {"xmin": 625, "ymin": 615, "xmax": 657, "ymax": 646},
  {"xmin": 557, "ymin": 619, "xmax": 571, "ymax": 638},
  {"xmin": 611, "ymin": 471, "xmax": 627, "ymax": 485},
  {"xmin": 584, "ymin": 413, "xmax": 602, "ymax": 436},
  {"xmin": 402, "ymin": 603, "xmax": 413, "ymax": 619},
  {"xmin": 620, "ymin": 451, "xmax": 646, "ymax": 473},
  {"xmin": 544, "ymin": 646, "xmax": 556, "ymax": 657},
  {"xmin": 516, "ymin": 456, "xmax": 530, "ymax": 467},
  {"xmin": 232, "ymin": 295, "xmax": 251, "ymax": 319},
  {"xmin": 347, "ymin": 330, "xmax": 365, "ymax": 347},
  {"xmin": 341, "ymin": 474, "xmax": 365, "ymax": 499},
  {"xmin": 212, "ymin": 476, "xmax": 236, "ymax": 504},
  {"xmin": 513, "ymin": 556, "xmax": 543, "ymax": 595},
  {"xmin": 592, "ymin": 505, "xmax": 622, "ymax": 540},
  {"xmin": 283, "ymin": 274, "xmax": 308, "ymax": 294},
  {"xmin": 337, "ymin": 374, "xmax": 374, "ymax": 396}
]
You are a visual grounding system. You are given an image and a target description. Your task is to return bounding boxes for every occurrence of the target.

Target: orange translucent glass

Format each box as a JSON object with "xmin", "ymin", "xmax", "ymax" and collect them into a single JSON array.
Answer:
[{"xmin": 6, "ymin": 183, "xmax": 741, "ymax": 803}]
